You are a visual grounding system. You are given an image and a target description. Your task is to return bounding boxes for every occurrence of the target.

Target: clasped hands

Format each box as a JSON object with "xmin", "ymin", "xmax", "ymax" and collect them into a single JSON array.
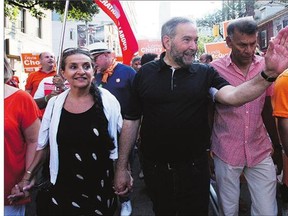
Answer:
[
  {"xmin": 7, "ymin": 178, "xmax": 35, "ymax": 204},
  {"xmin": 113, "ymin": 169, "xmax": 133, "ymax": 196}
]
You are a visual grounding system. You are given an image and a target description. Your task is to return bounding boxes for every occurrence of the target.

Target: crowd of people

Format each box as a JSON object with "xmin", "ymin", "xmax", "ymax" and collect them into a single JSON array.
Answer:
[{"xmin": 4, "ymin": 15, "xmax": 288, "ymax": 216}]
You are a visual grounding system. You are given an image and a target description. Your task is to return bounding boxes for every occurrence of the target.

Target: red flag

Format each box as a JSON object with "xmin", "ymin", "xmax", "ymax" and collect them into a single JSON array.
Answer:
[{"xmin": 94, "ymin": 0, "xmax": 138, "ymax": 65}]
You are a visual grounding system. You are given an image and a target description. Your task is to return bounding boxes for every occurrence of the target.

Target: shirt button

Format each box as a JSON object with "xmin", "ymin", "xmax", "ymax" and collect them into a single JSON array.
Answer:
[{"xmin": 246, "ymin": 111, "xmax": 249, "ymax": 114}]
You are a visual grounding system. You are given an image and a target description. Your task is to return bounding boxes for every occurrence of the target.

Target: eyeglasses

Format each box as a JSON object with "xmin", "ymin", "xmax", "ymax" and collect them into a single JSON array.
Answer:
[{"xmin": 93, "ymin": 53, "xmax": 105, "ymax": 61}]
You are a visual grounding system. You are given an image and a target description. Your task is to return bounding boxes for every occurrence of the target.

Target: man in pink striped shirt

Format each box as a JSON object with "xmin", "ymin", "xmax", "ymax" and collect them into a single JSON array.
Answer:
[{"xmin": 211, "ymin": 17, "xmax": 280, "ymax": 215}]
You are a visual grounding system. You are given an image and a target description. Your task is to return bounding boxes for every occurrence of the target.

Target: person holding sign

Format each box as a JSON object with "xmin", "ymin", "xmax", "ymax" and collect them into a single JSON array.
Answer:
[{"xmin": 25, "ymin": 52, "xmax": 56, "ymax": 97}]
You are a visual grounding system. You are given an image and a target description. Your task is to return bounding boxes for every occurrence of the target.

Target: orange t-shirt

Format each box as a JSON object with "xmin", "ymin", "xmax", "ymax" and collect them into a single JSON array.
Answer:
[
  {"xmin": 272, "ymin": 69, "xmax": 288, "ymax": 185},
  {"xmin": 25, "ymin": 69, "xmax": 56, "ymax": 97},
  {"xmin": 4, "ymin": 90, "xmax": 41, "ymax": 205},
  {"xmin": 272, "ymin": 70, "xmax": 288, "ymax": 118}
]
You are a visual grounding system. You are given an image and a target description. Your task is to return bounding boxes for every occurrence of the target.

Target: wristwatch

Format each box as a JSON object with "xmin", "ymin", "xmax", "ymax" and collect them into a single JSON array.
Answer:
[{"xmin": 261, "ymin": 71, "xmax": 277, "ymax": 82}]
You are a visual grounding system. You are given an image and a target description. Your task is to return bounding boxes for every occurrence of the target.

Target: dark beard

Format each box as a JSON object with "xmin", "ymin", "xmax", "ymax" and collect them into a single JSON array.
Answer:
[
  {"xmin": 170, "ymin": 44, "xmax": 194, "ymax": 68},
  {"xmin": 175, "ymin": 57, "xmax": 190, "ymax": 68}
]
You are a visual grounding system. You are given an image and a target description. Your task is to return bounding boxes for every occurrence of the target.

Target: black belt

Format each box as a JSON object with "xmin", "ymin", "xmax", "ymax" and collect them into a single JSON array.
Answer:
[{"xmin": 145, "ymin": 153, "xmax": 207, "ymax": 170}]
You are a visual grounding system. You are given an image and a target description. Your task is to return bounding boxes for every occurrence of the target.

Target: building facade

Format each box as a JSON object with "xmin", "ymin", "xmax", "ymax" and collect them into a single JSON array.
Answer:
[
  {"xmin": 51, "ymin": 10, "xmax": 121, "ymax": 59},
  {"xmin": 256, "ymin": 6, "xmax": 288, "ymax": 52},
  {"xmin": 4, "ymin": 8, "xmax": 53, "ymax": 89}
]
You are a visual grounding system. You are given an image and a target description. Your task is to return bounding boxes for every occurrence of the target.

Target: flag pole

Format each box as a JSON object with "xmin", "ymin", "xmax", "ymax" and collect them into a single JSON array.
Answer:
[{"xmin": 57, "ymin": 0, "xmax": 70, "ymax": 75}]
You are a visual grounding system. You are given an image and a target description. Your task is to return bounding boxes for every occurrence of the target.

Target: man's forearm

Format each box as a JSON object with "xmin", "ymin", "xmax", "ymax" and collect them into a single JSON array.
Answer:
[
  {"xmin": 278, "ymin": 118, "xmax": 288, "ymax": 156},
  {"xmin": 117, "ymin": 119, "xmax": 140, "ymax": 171},
  {"xmin": 262, "ymin": 97, "xmax": 281, "ymax": 147},
  {"xmin": 216, "ymin": 73, "xmax": 272, "ymax": 106}
]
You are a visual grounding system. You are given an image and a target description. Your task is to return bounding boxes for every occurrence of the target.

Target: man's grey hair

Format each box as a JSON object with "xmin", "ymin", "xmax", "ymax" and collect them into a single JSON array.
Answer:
[
  {"xmin": 161, "ymin": 17, "xmax": 194, "ymax": 49},
  {"xmin": 227, "ymin": 17, "xmax": 258, "ymax": 38}
]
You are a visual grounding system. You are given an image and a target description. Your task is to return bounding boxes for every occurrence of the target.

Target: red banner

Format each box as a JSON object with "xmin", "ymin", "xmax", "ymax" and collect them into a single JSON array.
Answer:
[{"xmin": 94, "ymin": 0, "xmax": 138, "ymax": 65}]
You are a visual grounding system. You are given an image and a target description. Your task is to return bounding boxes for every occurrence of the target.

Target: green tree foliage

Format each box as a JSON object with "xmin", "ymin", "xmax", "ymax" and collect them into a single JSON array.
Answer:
[
  {"xmin": 196, "ymin": 10, "xmax": 223, "ymax": 28},
  {"xmin": 196, "ymin": 0, "xmax": 255, "ymax": 39},
  {"xmin": 197, "ymin": 35, "xmax": 214, "ymax": 56},
  {"xmin": 196, "ymin": 1, "xmax": 248, "ymax": 27},
  {"xmin": 4, "ymin": 0, "xmax": 99, "ymax": 21}
]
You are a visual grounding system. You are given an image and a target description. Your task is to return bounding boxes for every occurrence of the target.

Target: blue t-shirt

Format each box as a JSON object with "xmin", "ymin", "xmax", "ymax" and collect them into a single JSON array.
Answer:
[{"xmin": 95, "ymin": 63, "xmax": 136, "ymax": 117}]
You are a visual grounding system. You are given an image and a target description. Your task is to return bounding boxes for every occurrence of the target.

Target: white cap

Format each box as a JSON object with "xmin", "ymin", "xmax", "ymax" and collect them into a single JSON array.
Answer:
[{"xmin": 87, "ymin": 42, "xmax": 111, "ymax": 55}]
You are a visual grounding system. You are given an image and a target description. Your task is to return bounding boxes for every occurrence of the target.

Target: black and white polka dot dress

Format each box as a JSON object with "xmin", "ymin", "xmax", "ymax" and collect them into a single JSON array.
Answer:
[{"xmin": 44, "ymin": 104, "xmax": 117, "ymax": 215}]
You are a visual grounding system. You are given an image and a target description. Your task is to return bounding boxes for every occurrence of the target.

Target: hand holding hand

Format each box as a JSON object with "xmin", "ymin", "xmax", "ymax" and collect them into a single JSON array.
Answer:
[
  {"xmin": 7, "ymin": 179, "xmax": 35, "ymax": 204},
  {"xmin": 113, "ymin": 169, "xmax": 133, "ymax": 196}
]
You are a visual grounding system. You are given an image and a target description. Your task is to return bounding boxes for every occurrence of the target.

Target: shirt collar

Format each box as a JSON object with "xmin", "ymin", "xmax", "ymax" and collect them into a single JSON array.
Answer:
[
  {"xmin": 226, "ymin": 53, "xmax": 263, "ymax": 67},
  {"xmin": 159, "ymin": 52, "xmax": 172, "ymax": 71},
  {"xmin": 158, "ymin": 52, "xmax": 196, "ymax": 73}
]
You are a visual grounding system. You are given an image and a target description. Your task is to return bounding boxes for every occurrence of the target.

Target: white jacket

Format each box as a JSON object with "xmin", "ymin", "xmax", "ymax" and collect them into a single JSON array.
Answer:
[{"xmin": 37, "ymin": 87, "xmax": 123, "ymax": 184}]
